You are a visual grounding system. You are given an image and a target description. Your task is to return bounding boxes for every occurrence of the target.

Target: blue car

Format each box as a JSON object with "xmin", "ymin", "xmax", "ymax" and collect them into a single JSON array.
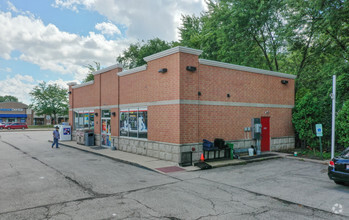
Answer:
[{"xmin": 328, "ymin": 147, "xmax": 349, "ymax": 185}]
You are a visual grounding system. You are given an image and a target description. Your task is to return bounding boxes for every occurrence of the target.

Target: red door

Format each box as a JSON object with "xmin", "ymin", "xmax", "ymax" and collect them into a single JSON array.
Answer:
[{"xmin": 261, "ymin": 117, "xmax": 270, "ymax": 151}]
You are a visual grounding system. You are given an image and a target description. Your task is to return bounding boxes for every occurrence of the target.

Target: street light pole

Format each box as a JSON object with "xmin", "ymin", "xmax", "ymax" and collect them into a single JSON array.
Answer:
[{"xmin": 331, "ymin": 75, "xmax": 336, "ymax": 159}]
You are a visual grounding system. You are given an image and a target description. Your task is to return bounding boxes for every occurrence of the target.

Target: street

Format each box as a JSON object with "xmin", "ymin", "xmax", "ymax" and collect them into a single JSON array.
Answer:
[{"xmin": 0, "ymin": 131, "xmax": 348, "ymax": 219}]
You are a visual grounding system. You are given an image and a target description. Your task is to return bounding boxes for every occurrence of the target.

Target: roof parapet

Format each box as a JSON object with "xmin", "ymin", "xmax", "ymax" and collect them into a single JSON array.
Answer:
[{"xmin": 143, "ymin": 46, "xmax": 203, "ymax": 62}]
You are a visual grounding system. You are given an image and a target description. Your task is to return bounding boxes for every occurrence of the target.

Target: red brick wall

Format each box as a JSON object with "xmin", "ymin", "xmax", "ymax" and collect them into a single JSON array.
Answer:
[
  {"xmin": 148, "ymin": 105, "xmax": 180, "ymax": 144},
  {"xmin": 101, "ymin": 68, "xmax": 121, "ymax": 106},
  {"xmin": 119, "ymin": 53, "xmax": 181, "ymax": 104},
  {"xmin": 197, "ymin": 64, "xmax": 295, "ymax": 105},
  {"xmin": 72, "ymin": 78, "xmax": 100, "ymax": 108},
  {"xmin": 178, "ymin": 105, "xmax": 294, "ymax": 144}
]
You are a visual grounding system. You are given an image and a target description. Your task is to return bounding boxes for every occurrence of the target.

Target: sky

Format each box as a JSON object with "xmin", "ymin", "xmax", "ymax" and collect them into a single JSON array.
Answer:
[{"xmin": 0, "ymin": 0, "xmax": 207, "ymax": 104}]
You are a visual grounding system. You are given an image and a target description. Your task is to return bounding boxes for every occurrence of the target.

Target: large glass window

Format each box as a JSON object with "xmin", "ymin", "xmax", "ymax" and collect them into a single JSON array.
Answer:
[
  {"xmin": 120, "ymin": 107, "xmax": 147, "ymax": 139},
  {"xmin": 89, "ymin": 113, "xmax": 94, "ymax": 130},
  {"xmin": 74, "ymin": 110, "xmax": 94, "ymax": 130}
]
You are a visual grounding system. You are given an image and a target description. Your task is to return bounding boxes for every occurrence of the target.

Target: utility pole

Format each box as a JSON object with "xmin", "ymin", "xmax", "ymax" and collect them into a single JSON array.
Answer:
[{"xmin": 331, "ymin": 75, "xmax": 336, "ymax": 159}]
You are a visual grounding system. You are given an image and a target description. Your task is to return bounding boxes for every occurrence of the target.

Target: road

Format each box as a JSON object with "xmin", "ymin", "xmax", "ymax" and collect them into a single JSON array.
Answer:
[{"xmin": 0, "ymin": 131, "xmax": 348, "ymax": 219}]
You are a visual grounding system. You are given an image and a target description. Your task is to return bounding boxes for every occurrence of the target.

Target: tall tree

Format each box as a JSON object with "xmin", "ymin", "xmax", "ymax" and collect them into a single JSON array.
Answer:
[
  {"xmin": 0, "ymin": 95, "xmax": 18, "ymax": 102},
  {"xmin": 116, "ymin": 38, "xmax": 176, "ymax": 69},
  {"xmin": 83, "ymin": 61, "xmax": 101, "ymax": 83},
  {"xmin": 29, "ymin": 82, "xmax": 68, "ymax": 124}
]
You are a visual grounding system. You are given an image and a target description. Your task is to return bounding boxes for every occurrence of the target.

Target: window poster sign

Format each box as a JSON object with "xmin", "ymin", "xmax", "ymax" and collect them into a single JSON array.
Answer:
[
  {"xmin": 129, "ymin": 109, "xmax": 138, "ymax": 137},
  {"xmin": 101, "ymin": 134, "xmax": 111, "ymax": 146},
  {"xmin": 120, "ymin": 110, "xmax": 129, "ymax": 137},
  {"xmin": 120, "ymin": 107, "xmax": 147, "ymax": 139}
]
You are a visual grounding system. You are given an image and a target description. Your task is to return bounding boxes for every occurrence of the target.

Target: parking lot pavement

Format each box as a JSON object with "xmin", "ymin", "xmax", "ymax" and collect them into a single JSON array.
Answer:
[
  {"xmin": 192, "ymin": 157, "xmax": 349, "ymax": 217},
  {"xmin": 1, "ymin": 131, "xmax": 348, "ymax": 219}
]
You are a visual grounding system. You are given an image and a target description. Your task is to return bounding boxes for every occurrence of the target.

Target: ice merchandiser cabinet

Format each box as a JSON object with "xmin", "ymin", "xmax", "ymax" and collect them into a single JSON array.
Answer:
[{"xmin": 55, "ymin": 124, "xmax": 72, "ymax": 141}]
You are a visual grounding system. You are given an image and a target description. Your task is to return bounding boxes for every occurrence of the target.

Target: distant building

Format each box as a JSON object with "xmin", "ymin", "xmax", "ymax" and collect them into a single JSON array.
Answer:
[
  {"xmin": 33, "ymin": 113, "xmax": 69, "ymax": 125},
  {"xmin": 0, "ymin": 102, "xmax": 33, "ymax": 125},
  {"xmin": 0, "ymin": 102, "xmax": 68, "ymax": 125}
]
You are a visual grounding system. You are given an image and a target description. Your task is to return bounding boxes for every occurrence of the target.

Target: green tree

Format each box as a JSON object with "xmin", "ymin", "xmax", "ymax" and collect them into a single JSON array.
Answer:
[
  {"xmin": 337, "ymin": 100, "xmax": 349, "ymax": 147},
  {"xmin": 83, "ymin": 61, "xmax": 101, "ymax": 83},
  {"xmin": 117, "ymin": 38, "xmax": 176, "ymax": 69},
  {"xmin": 29, "ymin": 82, "xmax": 68, "ymax": 124},
  {"xmin": 292, "ymin": 92, "xmax": 322, "ymax": 148},
  {"xmin": 0, "ymin": 95, "xmax": 18, "ymax": 102}
]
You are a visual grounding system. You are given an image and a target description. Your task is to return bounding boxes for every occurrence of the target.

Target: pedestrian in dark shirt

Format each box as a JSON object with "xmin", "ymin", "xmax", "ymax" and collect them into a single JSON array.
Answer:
[{"xmin": 52, "ymin": 126, "xmax": 60, "ymax": 148}]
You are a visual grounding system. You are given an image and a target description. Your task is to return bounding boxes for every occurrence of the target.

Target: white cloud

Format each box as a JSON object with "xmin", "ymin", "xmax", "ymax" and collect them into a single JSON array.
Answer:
[
  {"xmin": 0, "ymin": 74, "xmax": 36, "ymax": 104},
  {"xmin": 7, "ymin": 1, "xmax": 19, "ymax": 13},
  {"xmin": 0, "ymin": 11, "xmax": 131, "ymax": 81},
  {"xmin": 0, "ymin": 67, "xmax": 12, "ymax": 72},
  {"xmin": 95, "ymin": 22, "xmax": 121, "ymax": 36},
  {"xmin": 15, "ymin": 74, "xmax": 34, "ymax": 82},
  {"xmin": 53, "ymin": 0, "xmax": 207, "ymax": 41}
]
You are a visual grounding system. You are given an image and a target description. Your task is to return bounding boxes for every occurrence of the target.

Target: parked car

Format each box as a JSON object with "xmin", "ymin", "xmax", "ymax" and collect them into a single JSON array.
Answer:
[
  {"xmin": 328, "ymin": 147, "xmax": 349, "ymax": 185},
  {"xmin": 4, "ymin": 123, "xmax": 28, "ymax": 130},
  {"xmin": 0, "ymin": 122, "xmax": 12, "ymax": 130}
]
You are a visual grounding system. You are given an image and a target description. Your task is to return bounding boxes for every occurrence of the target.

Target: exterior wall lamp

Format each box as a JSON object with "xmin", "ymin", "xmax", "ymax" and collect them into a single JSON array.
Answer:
[
  {"xmin": 68, "ymin": 91, "xmax": 72, "ymax": 94},
  {"xmin": 186, "ymin": 66, "xmax": 197, "ymax": 72},
  {"xmin": 94, "ymin": 113, "xmax": 98, "ymax": 116},
  {"xmin": 158, "ymin": 68, "xmax": 167, "ymax": 73},
  {"xmin": 112, "ymin": 112, "xmax": 116, "ymax": 117},
  {"xmin": 281, "ymin": 80, "xmax": 288, "ymax": 85}
]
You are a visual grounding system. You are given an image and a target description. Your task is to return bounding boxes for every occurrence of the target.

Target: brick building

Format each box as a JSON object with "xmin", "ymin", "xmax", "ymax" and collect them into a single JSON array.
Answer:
[
  {"xmin": 68, "ymin": 46, "xmax": 296, "ymax": 163},
  {"xmin": 0, "ymin": 102, "xmax": 33, "ymax": 125}
]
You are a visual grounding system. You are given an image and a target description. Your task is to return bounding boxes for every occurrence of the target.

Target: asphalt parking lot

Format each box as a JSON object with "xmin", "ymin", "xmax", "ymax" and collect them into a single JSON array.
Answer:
[{"xmin": 0, "ymin": 131, "xmax": 348, "ymax": 219}]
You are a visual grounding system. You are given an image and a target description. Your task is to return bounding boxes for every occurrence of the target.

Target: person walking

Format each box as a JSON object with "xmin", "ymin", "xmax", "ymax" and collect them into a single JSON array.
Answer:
[{"xmin": 52, "ymin": 126, "xmax": 60, "ymax": 148}]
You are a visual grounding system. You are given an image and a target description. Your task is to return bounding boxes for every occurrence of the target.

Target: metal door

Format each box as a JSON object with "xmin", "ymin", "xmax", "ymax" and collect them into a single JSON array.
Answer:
[{"xmin": 261, "ymin": 116, "xmax": 270, "ymax": 151}]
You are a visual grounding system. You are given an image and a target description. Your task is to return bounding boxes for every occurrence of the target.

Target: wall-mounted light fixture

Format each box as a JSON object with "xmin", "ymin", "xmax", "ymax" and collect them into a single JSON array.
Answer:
[
  {"xmin": 281, "ymin": 80, "xmax": 288, "ymax": 85},
  {"xmin": 186, "ymin": 66, "xmax": 197, "ymax": 72},
  {"xmin": 227, "ymin": 94, "xmax": 230, "ymax": 98},
  {"xmin": 112, "ymin": 112, "xmax": 116, "ymax": 117},
  {"xmin": 68, "ymin": 91, "xmax": 72, "ymax": 94},
  {"xmin": 158, "ymin": 68, "xmax": 167, "ymax": 73},
  {"xmin": 265, "ymin": 111, "xmax": 270, "ymax": 115},
  {"xmin": 94, "ymin": 113, "xmax": 98, "ymax": 116},
  {"xmin": 198, "ymin": 91, "xmax": 202, "ymax": 96}
]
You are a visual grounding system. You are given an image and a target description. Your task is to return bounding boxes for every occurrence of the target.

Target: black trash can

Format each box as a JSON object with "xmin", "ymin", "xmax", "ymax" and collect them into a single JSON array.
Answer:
[{"xmin": 84, "ymin": 132, "xmax": 94, "ymax": 146}]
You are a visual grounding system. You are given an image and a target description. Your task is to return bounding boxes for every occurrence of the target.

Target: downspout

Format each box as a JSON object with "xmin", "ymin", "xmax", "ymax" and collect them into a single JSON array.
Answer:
[
  {"xmin": 118, "ymin": 72, "xmax": 120, "ymax": 150},
  {"xmin": 99, "ymin": 73, "xmax": 102, "ymax": 146},
  {"xmin": 197, "ymin": 62, "xmax": 200, "ymax": 148}
]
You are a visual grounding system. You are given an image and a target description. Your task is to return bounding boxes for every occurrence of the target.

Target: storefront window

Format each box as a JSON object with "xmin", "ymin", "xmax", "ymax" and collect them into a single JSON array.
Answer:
[
  {"xmin": 89, "ymin": 113, "xmax": 94, "ymax": 129},
  {"xmin": 120, "ymin": 107, "xmax": 147, "ymax": 139},
  {"xmin": 138, "ymin": 108, "xmax": 148, "ymax": 139},
  {"xmin": 120, "ymin": 110, "xmax": 129, "ymax": 137},
  {"xmin": 74, "ymin": 111, "xmax": 94, "ymax": 130}
]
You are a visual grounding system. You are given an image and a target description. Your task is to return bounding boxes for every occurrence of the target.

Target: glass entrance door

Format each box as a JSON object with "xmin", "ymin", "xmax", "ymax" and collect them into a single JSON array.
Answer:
[{"xmin": 101, "ymin": 118, "xmax": 111, "ymax": 147}]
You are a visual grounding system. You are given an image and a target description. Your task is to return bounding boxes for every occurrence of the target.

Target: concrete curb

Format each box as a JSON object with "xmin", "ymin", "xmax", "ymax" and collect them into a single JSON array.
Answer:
[
  {"xmin": 48, "ymin": 140, "xmax": 155, "ymax": 172},
  {"xmin": 271, "ymin": 152, "xmax": 330, "ymax": 165},
  {"xmin": 1, "ymin": 129, "xmax": 54, "ymax": 132},
  {"xmin": 283, "ymin": 155, "xmax": 330, "ymax": 165}
]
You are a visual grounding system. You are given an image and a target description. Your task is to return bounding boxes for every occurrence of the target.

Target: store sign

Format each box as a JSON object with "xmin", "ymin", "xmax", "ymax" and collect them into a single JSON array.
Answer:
[
  {"xmin": 0, "ymin": 108, "xmax": 24, "ymax": 111},
  {"xmin": 102, "ymin": 110, "xmax": 110, "ymax": 117}
]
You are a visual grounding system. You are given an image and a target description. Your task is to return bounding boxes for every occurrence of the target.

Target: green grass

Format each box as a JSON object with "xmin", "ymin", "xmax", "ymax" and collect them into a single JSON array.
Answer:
[
  {"xmin": 297, "ymin": 149, "xmax": 341, "ymax": 160},
  {"xmin": 28, "ymin": 125, "xmax": 54, "ymax": 129}
]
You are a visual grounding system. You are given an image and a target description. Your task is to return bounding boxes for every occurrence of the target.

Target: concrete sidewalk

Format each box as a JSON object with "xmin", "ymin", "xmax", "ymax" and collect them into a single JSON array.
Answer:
[
  {"xmin": 52, "ymin": 140, "xmax": 329, "ymax": 174},
  {"xmin": 52, "ymin": 140, "xmax": 202, "ymax": 174}
]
